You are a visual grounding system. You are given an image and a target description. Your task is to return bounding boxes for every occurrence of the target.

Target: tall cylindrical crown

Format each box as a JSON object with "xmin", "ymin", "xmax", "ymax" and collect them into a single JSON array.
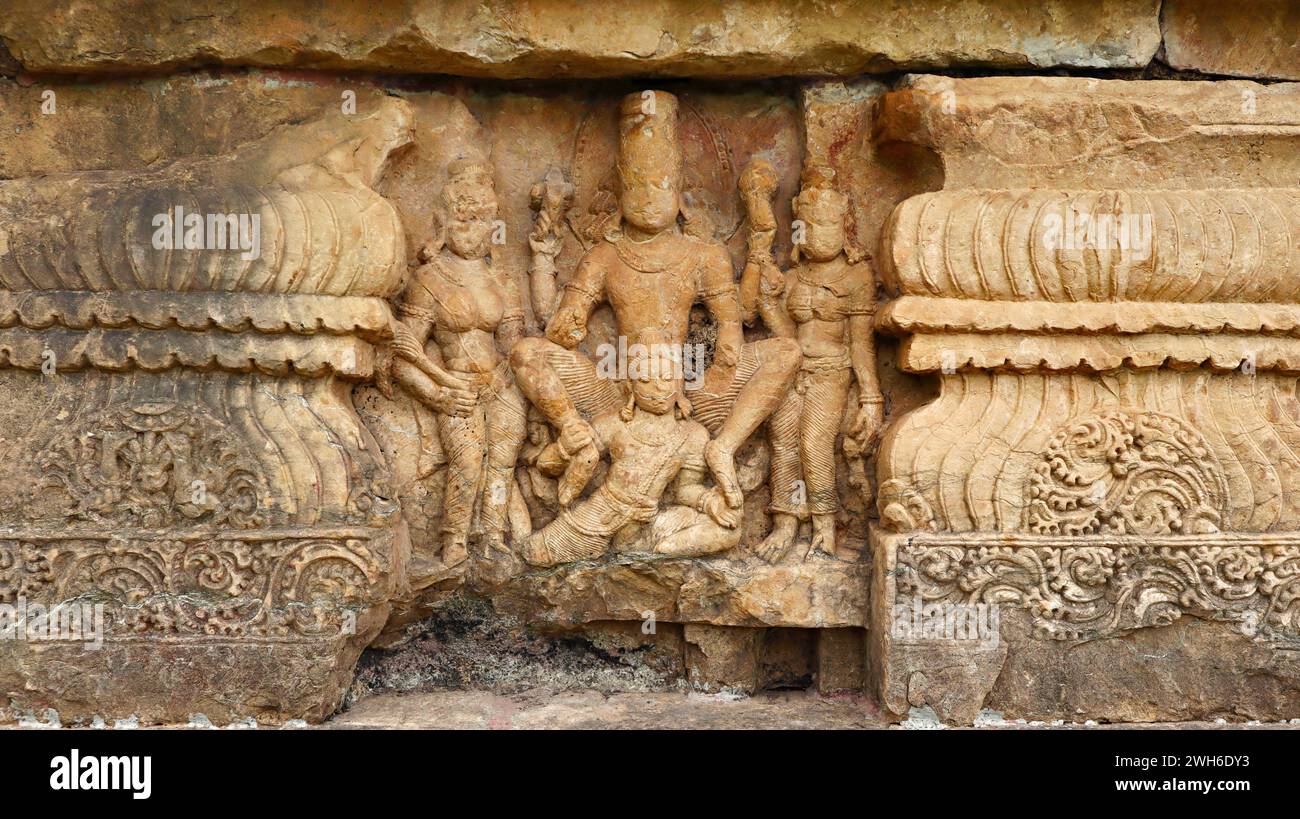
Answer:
[{"xmin": 618, "ymin": 90, "xmax": 682, "ymax": 191}]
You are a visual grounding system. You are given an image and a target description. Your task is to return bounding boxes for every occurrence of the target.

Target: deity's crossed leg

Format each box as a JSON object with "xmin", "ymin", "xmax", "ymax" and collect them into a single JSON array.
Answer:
[{"xmin": 511, "ymin": 333, "xmax": 800, "ymax": 506}]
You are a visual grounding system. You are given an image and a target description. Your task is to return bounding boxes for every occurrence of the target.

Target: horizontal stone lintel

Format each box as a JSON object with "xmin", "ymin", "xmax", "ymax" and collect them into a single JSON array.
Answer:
[{"xmin": 0, "ymin": 0, "xmax": 1163, "ymax": 78}]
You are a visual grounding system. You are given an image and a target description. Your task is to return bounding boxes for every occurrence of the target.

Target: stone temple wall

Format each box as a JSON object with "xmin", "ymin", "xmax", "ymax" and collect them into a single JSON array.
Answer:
[{"xmin": 0, "ymin": 0, "xmax": 1297, "ymax": 725}]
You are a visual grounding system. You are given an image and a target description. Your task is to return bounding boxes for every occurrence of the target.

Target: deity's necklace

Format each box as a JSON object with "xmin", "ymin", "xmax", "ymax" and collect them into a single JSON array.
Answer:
[{"xmin": 613, "ymin": 229, "xmax": 693, "ymax": 274}]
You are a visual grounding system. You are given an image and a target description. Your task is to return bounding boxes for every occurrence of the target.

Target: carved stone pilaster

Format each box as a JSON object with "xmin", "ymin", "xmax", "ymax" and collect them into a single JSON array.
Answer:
[
  {"xmin": 868, "ymin": 77, "xmax": 1300, "ymax": 723},
  {"xmin": 0, "ymin": 100, "xmax": 413, "ymax": 723}
]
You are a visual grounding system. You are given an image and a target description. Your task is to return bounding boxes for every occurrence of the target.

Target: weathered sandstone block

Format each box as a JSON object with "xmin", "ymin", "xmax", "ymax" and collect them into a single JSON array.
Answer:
[
  {"xmin": 0, "ymin": 97, "xmax": 413, "ymax": 724},
  {"xmin": 684, "ymin": 624, "xmax": 762, "ymax": 693},
  {"xmin": 0, "ymin": 0, "xmax": 1163, "ymax": 78},
  {"xmin": 1163, "ymin": 0, "xmax": 1300, "ymax": 81},
  {"xmin": 869, "ymin": 76, "xmax": 1300, "ymax": 723}
]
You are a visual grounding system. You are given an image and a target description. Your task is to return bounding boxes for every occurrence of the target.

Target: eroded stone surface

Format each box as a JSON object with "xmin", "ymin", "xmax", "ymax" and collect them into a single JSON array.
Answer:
[
  {"xmin": 1, "ymin": 8, "xmax": 1297, "ymax": 728},
  {"xmin": 0, "ymin": 0, "xmax": 1162, "ymax": 78},
  {"xmin": 1163, "ymin": 0, "xmax": 1300, "ymax": 81},
  {"xmin": 491, "ymin": 556, "xmax": 868, "ymax": 629},
  {"xmin": 331, "ymin": 689, "xmax": 884, "ymax": 730},
  {"xmin": 875, "ymin": 75, "xmax": 1300, "ymax": 190}
]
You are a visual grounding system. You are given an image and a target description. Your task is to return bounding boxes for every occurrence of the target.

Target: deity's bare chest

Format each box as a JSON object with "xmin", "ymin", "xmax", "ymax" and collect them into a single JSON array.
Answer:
[
  {"xmin": 606, "ymin": 264, "xmax": 697, "ymax": 337},
  {"xmin": 610, "ymin": 427, "xmax": 683, "ymax": 487}
]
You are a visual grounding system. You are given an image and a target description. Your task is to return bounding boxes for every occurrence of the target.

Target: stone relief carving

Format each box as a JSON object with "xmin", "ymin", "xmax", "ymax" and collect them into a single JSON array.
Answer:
[
  {"xmin": 381, "ymin": 158, "xmax": 529, "ymax": 568},
  {"xmin": 0, "ymin": 99, "xmax": 412, "ymax": 723},
  {"xmin": 509, "ymin": 91, "xmax": 803, "ymax": 554},
  {"xmin": 8, "ymin": 58, "xmax": 1293, "ymax": 728},
  {"xmin": 522, "ymin": 346, "xmax": 741, "ymax": 567},
  {"xmin": 738, "ymin": 160, "xmax": 883, "ymax": 562},
  {"xmin": 568, "ymin": 93, "xmax": 741, "ymax": 250},
  {"xmin": 895, "ymin": 538, "xmax": 1300, "ymax": 642},
  {"xmin": 1, "ymin": 533, "xmax": 383, "ymax": 638},
  {"xmin": 28, "ymin": 400, "xmax": 266, "ymax": 529},
  {"xmin": 866, "ymin": 77, "xmax": 1300, "ymax": 723},
  {"xmin": 358, "ymin": 88, "xmax": 876, "ymax": 646},
  {"xmin": 1026, "ymin": 410, "xmax": 1228, "ymax": 537}
]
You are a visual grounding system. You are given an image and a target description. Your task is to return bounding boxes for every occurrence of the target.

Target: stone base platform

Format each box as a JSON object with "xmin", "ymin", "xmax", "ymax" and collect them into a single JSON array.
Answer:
[
  {"xmin": 491, "ymin": 553, "xmax": 869, "ymax": 629},
  {"xmin": 870, "ymin": 528, "xmax": 1300, "ymax": 724}
]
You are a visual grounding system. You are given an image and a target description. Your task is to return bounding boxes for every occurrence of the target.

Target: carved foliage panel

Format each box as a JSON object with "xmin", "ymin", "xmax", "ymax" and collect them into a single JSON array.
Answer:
[
  {"xmin": 878, "ymin": 370, "xmax": 1300, "ymax": 535},
  {"xmin": 0, "ymin": 532, "xmax": 384, "ymax": 640},
  {"xmin": 0, "ymin": 370, "xmax": 394, "ymax": 529},
  {"xmin": 895, "ymin": 537, "xmax": 1300, "ymax": 642}
]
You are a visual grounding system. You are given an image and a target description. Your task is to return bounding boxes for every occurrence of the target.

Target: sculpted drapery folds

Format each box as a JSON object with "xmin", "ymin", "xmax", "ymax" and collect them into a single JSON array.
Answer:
[{"xmin": 738, "ymin": 160, "xmax": 884, "ymax": 562}]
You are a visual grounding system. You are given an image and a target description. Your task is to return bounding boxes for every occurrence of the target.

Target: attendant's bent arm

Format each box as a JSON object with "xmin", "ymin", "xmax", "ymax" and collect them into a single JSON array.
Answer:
[{"xmin": 672, "ymin": 464, "xmax": 710, "ymax": 510}]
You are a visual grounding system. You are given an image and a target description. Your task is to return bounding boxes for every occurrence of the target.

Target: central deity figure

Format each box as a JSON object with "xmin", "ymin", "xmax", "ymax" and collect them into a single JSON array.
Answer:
[{"xmin": 511, "ymin": 91, "xmax": 801, "ymax": 511}]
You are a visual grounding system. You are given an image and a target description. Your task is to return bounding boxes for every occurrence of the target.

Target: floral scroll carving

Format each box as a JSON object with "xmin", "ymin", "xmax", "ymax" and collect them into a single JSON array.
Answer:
[
  {"xmin": 897, "ymin": 539, "xmax": 1300, "ymax": 641},
  {"xmin": 0, "ymin": 535, "xmax": 381, "ymax": 639},
  {"xmin": 1027, "ymin": 411, "xmax": 1228, "ymax": 537},
  {"xmin": 27, "ymin": 401, "xmax": 266, "ymax": 529}
]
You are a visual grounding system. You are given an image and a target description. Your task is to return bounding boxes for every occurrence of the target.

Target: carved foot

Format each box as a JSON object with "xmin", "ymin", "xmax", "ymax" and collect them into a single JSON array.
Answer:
[
  {"xmin": 808, "ymin": 515, "xmax": 836, "ymax": 560},
  {"xmin": 470, "ymin": 533, "xmax": 522, "ymax": 587},
  {"xmin": 704, "ymin": 440, "xmax": 743, "ymax": 509},
  {"xmin": 750, "ymin": 514, "xmax": 798, "ymax": 563}
]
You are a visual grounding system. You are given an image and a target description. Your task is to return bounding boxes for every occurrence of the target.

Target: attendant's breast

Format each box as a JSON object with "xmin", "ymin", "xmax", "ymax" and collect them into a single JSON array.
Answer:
[
  {"xmin": 428, "ymin": 279, "xmax": 478, "ymax": 333},
  {"xmin": 786, "ymin": 278, "xmax": 816, "ymax": 324},
  {"xmin": 474, "ymin": 282, "xmax": 506, "ymax": 331}
]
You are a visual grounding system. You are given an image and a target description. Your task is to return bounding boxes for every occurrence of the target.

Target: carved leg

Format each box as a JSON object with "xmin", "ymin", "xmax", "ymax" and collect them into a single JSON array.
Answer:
[
  {"xmin": 436, "ymin": 404, "xmax": 486, "ymax": 566},
  {"xmin": 480, "ymin": 382, "xmax": 529, "ymax": 552},
  {"xmin": 650, "ymin": 506, "xmax": 743, "ymax": 558},
  {"xmin": 801, "ymin": 368, "xmax": 851, "ymax": 558},
  {"xmin": 509, "ymin": 336, "xmax": 621, "ymax": 504},
  {"xmin": 753, "ymin": 388, "xmax": 804, "ymax": 562},
  {"xmin": 693, "ymin": 337, "xmax": 801, "ymax": 508}
]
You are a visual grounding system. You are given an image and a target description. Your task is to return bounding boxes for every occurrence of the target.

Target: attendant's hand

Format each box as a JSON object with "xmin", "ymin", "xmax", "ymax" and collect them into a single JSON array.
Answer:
[
  {"xmin": 703, "ymin": 489, "xmax": 741, "ymax": 529},
  {"xmin": 848, "ymin": 398, "xmax": 885, "ymax": 452},
  {"xmin": 426, "ymin": 386, "xmax": 476, "ymax": 418}
]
